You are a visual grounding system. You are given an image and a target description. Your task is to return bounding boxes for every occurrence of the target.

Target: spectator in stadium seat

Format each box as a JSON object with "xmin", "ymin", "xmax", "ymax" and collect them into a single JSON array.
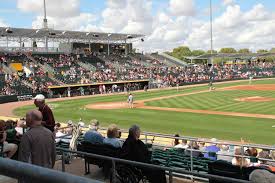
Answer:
[
  {"xmin": 204, "ymin": 138, "xmax": 220, "ymax": 160},
  {"xmin": 269, "ymin": 151, "xmax": 275, "ymax": 167},
  {"xmin": 33, "ymin": 94, "xmax": 55, "ymax": 132},
  {"xmin": 185, "ymin": 141, "xmax": 201, "ymax": 157},
  {"xmin": 198, "ymin": 141, "xmax": 206, "ymax": 151},
  {"xmin": 247, "ymin": 147, "xmax": 259, "ymax": 164},
  {"xmin": 257, "ymin": 150, "xmax": 271, "ymax": 165},
  {"xmin": 120, "ymin": 125, "xmax": 167, "ymax": 183},
  {"xmin": 103, "ymin": 124, "xmax": 122, "ymax": 148},
  {"xmin": 18, "ymin": 110, "xmax": 56, "ymax": 169},
  {"xmin": 171, "ymin": 134, "xmax": 180, "ymax": 146},
  {"xmin": 232, "ymin": 147, "xmax": 250, "ymax": 167},
  {"xmin": 174, "ymin": 139, "xmax": 188, "ymax": 149},
  {"xmin": 217, "ymin": 145, "xmax": 234, "ymax": 162},
  {"xmin": 84, "ymin": 120, "xmax": 104, "ymax": 144},
  {"xmin": 0, "ymin": 120, "xmax": 18, "ymax": 158}
]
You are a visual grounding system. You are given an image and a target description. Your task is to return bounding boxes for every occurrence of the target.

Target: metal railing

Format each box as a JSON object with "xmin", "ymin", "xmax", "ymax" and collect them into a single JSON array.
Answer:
[
  {"xmin": 0, "ymin": 157, "xmax": 102, "ymax": 183},
  {"xmin": 57, "ymin": 147, "xmax": 250, "ymax": 183}
]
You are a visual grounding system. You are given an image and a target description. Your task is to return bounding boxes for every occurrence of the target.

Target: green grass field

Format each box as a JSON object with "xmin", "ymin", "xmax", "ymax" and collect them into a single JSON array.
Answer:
[{"xmin": 14, "ymin": 79, "xmax": 275, "ymax": 145}]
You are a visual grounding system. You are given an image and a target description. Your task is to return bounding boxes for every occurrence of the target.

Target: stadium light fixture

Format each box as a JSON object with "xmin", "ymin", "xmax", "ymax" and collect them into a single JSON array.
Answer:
[
  {"xmin": 5, "ymin": 28, "xmax": 13, "ymax": 33},
  {"xmin": 93, "ymin": 34, "xmax": 99, "ymax": 37},
  {"xmin": 127, "ymin": 35, "xmax": 133, "ymax": 39},
  {"xmin": 49, "ymin": 32, "xmax": 56, "ymax": 36}
]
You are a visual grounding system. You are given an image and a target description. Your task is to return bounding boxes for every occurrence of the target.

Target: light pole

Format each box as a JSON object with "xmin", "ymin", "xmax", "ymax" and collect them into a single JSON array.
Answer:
[
  {"xmin": 43, "ymin": 0, "xmax": 48, "ymax": 29},
  {"xmin": 43, "ymin": 0, "xmax": 49, "ymax": 52},
  {"xmin": 209, "ymin": 0, "xmax": 214, "ymax": 89},
  {"xmin": 210, "ymin": 0, "xmax": 213, "ymax": 57}
]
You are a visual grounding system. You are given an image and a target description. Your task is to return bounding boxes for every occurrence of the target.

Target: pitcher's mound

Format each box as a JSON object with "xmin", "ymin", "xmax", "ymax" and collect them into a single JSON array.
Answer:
[
  {"xmin": 86, "ymin": 102, "xmax": 129, "ymax": 109},
  {"xmin": 235, "ymin": 96, "xmax": 275, "ymax": 102}
]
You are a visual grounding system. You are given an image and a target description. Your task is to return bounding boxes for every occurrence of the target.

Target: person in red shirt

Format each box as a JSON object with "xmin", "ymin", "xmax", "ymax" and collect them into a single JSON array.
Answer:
[{"xmin": 33, "ymin": 94, "xmax": 55, "ymax": 132}]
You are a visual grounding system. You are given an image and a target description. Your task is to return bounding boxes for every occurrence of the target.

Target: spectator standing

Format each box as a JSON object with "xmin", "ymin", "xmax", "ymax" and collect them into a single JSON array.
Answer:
[
  {"xmin": 33, "ymin": 94, "xmax": 55, "ymax": 132},
  {"xmin": 18, "ymin": 110, "xmax": 56, "ymax": 168}
]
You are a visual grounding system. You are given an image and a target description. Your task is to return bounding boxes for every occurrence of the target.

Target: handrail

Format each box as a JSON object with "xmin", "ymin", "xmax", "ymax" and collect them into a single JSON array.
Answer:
[
  {"xmin": 57, "ymin": 147, "xmax": 250, "ymax": 183},
  {"xmin": 60, "ymin": 125, "xmax": 275, "ymax": 150},
  {"xmin": 0, "ymin": 158, "xmax": 102, "ymax": 183},
  {"xmin": 90, "ymin": 127, "xmax": 275, "ymax": 150}
]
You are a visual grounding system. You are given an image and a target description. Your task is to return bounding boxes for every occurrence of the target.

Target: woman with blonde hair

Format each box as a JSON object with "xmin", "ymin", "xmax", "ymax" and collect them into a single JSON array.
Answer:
[
  {"xmin": 232, "ymin": 147, "xmax": 250, "ymax": 167},
  {"xmin": 103, "ymin": 124, "xmax": 122, "ymax": 148}
]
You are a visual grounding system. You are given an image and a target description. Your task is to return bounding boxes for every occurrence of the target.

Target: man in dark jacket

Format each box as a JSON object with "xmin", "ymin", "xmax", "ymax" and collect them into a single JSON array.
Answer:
[
  {"xmin": 33, "ymin": 94, "xmax": 55, "ymax": 132},
  {"xmin": 120, "ymin": 125, "xmax": 166, "ymax": 183}
]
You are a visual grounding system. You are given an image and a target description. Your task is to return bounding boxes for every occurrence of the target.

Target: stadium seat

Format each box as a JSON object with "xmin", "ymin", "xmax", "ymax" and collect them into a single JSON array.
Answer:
[
  {"xmin": 77, "ymin": 141, "xmax": 121, "ymax": 176},
  {"xmin": 208, "ymin": 160, "xmax": 245, "ymax": 183}
]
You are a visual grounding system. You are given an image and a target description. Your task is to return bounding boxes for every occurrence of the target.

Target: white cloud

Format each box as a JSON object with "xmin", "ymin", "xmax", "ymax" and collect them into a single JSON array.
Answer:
[
  {"xmin": 32, "ymin": 13, "xmax": 97, "ymax": 31},
  {"xmin": 184, "ymin": 4, "xmax": 275, "ymax": 51},
  {"xmin": 17, "ymin": 0, "xmax": 80, "ymax": 17},
  {"xmin": 169, "ymin": 0, "xmax": 196, "ymax": 16},
  {"xmin": 101, "ymin": 0, "xmax": 153, "ymax": 34},
  {"xmin": 222, "ymin": 0, "xmax": 235, "ymax": 6}
]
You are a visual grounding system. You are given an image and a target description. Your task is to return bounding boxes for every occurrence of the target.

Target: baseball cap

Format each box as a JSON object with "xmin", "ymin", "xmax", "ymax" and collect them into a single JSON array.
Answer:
[{"xmin": 33, "ymin": 94, "xmax": 45, "ymax": 101}]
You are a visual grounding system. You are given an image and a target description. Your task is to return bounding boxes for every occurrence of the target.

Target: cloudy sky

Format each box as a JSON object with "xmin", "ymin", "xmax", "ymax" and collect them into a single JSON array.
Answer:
[{"xmin": 0, "ymin": 0, "xmax": 274, "ymax": 52}]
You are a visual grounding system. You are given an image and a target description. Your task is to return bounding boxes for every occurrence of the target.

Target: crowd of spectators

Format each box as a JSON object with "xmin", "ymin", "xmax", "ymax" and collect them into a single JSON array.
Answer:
[
  {"xmin": 1, "ymin": 51, "xmax": 275, "ymax": 96},
  {"xmin": 170, "ymin": 135, "xmax": 275, "ymax": 172}
]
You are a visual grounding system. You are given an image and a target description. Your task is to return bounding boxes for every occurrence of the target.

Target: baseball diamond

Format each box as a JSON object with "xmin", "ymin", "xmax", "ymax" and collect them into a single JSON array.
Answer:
[{"xmin": 5, "ymin": 79, "xmax": 275, "ymax": 145}]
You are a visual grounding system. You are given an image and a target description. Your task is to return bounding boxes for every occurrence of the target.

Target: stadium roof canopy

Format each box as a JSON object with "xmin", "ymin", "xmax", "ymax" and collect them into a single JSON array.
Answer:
[
  {"xmin": 185, "ymin": 53, "xmax": 275, "ymax": 60},
  {"xmin": 0, "ymin": 27, "xmax": 144, "ymax": 44}
]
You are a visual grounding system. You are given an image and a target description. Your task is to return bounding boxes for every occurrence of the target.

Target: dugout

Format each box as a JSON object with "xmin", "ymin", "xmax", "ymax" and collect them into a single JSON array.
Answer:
[{"xmin": 48, "ymin": 79, "xmax": 149, "ymax": 97}]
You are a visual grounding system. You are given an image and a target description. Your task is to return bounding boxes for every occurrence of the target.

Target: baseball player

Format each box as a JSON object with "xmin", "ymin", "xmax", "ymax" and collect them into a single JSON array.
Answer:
[{"xmin": 128, "ymin": 93, "xmax": 134, "ymax": 109}]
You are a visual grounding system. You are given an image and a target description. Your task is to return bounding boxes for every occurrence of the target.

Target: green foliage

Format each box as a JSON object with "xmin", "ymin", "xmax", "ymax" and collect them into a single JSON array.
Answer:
[
  {"xmin": 192, "ymin": 50, "xmax": 205, "ymax": 56},
  {"xmin": 219, "ymin": 48, "xmax": 237, "ymax": 53},
  {"xmin": 269, "ymin": 48, "xmax": 275, "ymax": 53},
  {"xmin": 238, "ymin": 48, "xmax": 250, "ymax": 53},
  {"xmin": 257, "ymin": 49, "xmax": 268, "ymax": 53},
  {"xmin": 207, "ymin": 50, "xmax": 218, "ymax": 54},
  {"xmin": 170, "ymin": 46, "xmax": 192, "ymax": 60}
]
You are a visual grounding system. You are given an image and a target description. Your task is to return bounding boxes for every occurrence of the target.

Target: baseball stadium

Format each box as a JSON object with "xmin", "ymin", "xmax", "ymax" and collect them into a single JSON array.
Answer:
[{"xmin": 0, "ymin": 0, "xmax": 275, "ymax": 183}]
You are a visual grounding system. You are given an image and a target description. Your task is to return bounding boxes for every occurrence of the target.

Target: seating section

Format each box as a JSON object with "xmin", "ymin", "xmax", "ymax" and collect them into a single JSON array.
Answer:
[
  {"xmin": 1, "ymin": 51, "xmax": 275, "ymax": 96},
  {"xmin": 151, "ymin": 148, "xmax": 213, "ymax": 172}
]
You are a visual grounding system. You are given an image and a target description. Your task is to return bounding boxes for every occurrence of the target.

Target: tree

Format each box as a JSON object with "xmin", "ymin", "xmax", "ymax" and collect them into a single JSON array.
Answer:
[
  {"xmin": 257, "ymin": 49, "xmax": 268, "ymax": 53},
  {"xmin": 238, "ymin": 48, "xmax": 250, "ymax": 54},
  {"xmin": 192, "ymin": 50, "xmax": 205, "ymax": 56},
  {"xmin": 219, "ymin": 48, "xmax": 237, "ymax": 53},
  {"xmin": 206, "ymin": 50, "xmax": 218, "ymax": 54},
  {"xmin": 170, "ymin": 46, "xmax": 192, "ymax": 60}
]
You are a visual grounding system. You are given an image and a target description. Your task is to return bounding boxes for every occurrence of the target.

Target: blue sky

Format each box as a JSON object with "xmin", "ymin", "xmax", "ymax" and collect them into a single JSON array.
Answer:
[{"xmin": 0, "ymin": 0, "xmax": 274, "ymax": 51}]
